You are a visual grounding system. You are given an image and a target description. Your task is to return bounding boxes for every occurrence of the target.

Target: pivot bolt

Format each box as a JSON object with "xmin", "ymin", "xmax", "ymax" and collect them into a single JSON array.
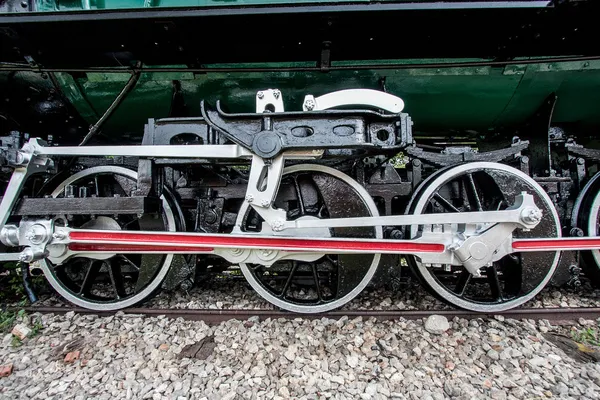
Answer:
[
  {"xmin": 257, "ymin": 248, "xmax": 277, "ymax": 262},
  {"xmin": 520, "ymin": 207, "xmax": 543, "ymax": 224},
  {"xmin": 271, "ymin": 219, "xmax": 285, "ymax": 232},
  {"xmin": 468, "ymin": 241, "xmax": 488, "ymax": 261},
  {"xmin": 25, "ymin": 224, "xmax": 48, "ymax": 245},
  {"xmin": 257, "ymin": 91, "xmax": 264, "ymax": 99},
  {"xmin": 52, "ymin": 232, "xmax": 66, "ymax": 240},
  {"xmin": 180, "ymin": 280, "xmax": 192, "ymax": 291},
  {"xmin": 0, "ymin": 225, "xmax": 19, "ymax": 247},
  {"xmin": 304, "ymin": 99, "xmax": 315, "ymax": 111},
  {"xmin": 570, "ymin": 227, "xmax": 584, "ymax": 237},
  {"xmin": 245, "ymin": 194, "xmax": 254, "ymax": 203},
  {"xmin": 261, "ymin": 249, "xmax": 273, "ymax": 257},
  {"xmin": 389, "ymin": 229, "xmax": 403, "ymax": 240},
  {"xmin": 19, "ymin": 248, "xmax": 34, "ymax": 263}
]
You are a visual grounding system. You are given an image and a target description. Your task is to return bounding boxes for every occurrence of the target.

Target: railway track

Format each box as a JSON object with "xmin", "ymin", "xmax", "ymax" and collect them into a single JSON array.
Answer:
[{"xmin": 13, "ymin": 306, "xmax": 600, "ymax": 325}]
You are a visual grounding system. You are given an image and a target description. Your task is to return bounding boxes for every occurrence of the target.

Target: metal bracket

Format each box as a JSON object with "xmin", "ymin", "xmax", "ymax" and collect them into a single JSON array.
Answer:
[
  {"xmin": 0, "ymin": 139, "xmax": 53, "ymax": 229},
  {"xmin": 302, "ymin": 89, "xmax": 405, "ymax": 113},
  {"xmin": 1, "ymin": 219, "xmax": 57, "ymax": 263},
  {"xmin": 256, "ymin": 89, "xmax": 284, "ymax": 113},
  {"xmin": 523, "ymin": 93, "xmax": 557, "ymax": 176},
  {"xmin": 449, "ymin": 223, "xmax": 517, "ymax": 277},
  {"xmin": 243, "ymin": 154, "xmax": 288, "ymax": 228}
]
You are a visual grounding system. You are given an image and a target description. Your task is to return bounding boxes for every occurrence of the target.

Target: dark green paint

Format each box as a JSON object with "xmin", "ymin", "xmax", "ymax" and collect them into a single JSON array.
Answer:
[{"xmin": 56, "ymin": 60, "xmax": 600, "ymax": 136}]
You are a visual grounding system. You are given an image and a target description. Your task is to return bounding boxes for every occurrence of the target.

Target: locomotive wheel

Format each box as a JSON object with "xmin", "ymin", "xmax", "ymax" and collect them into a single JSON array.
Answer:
[
  {"xmin": 38, "ymin": 166, "xmax": 179, "ymax": 310},
  {"xmin": 406, "ymin": 162, "xmax": 560, "ymax": 312},
  {"xmin": 235, "ymin": 164, "xmax": 382, "ymax": 313},
  {"xmin": 573, "ymin": 172, "xmax": 600, "ymax": 284}
]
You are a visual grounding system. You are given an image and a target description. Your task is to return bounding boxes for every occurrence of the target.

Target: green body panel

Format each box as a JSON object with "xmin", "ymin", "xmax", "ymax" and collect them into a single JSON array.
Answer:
[{"xmin": 55, "ymin": 59, "xmax": 600, "ymax": 136}]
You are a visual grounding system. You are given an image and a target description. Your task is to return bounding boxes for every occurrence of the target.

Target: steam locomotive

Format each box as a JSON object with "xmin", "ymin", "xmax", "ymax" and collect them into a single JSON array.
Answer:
[{"xmin": 1, "ymin": 0, "xmax": 600, "ymax": 313}]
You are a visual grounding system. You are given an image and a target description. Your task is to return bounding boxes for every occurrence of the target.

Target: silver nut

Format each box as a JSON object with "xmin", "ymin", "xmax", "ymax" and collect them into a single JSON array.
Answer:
[
  {"xmin": 260, "ymin": 199, "xmax": 270, "ymax": 207},
  {"xmin": 271, "ymin": 219, "xmax": 285, "ymax": 232},
  {"xmin": 19, "ymin": 248, "xmax": 34, "ymax": 263},
  {"xmin": 0, "ymin": 225, "xmax": 19, "ymax": 247},
  {"xmin": 273, "ymin": 90, "xmax": 280, "ymax": 99},
  {"xmin": 52, "ymin": 232, "xmax": 66, "ymax": 240},
  {"xmin": 304, "ymin": 99, "xmax": 315, "ymax": 111},
  {"xmin": 245, "ymin": 194, "xmax": 254, "ymax": 203},
  {"xmin": 521, "ymin": 207, "xmax": 543, "ymax": 224},
  {"xmin": 257, "ymin": 91, "xmax": 264, "ymax": 99}
]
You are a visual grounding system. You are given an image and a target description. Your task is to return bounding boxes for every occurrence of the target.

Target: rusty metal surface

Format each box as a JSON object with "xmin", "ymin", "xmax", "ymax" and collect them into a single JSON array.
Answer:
[{"xmin": 16, "ymin": 306, "xmax": 600, "ymax": 325}]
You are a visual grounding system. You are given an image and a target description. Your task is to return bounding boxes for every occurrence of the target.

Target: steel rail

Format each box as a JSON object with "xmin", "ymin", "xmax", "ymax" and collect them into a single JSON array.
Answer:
[{"xmin": 14, "ymin": 306, "xmax": 600, "ymax": 324}]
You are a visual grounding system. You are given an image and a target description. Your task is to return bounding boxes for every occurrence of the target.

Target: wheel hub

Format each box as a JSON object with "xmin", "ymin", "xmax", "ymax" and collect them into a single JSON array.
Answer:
[{"xmin": 78, "ymin": 216, "xmax": 121, "ymax": 260}]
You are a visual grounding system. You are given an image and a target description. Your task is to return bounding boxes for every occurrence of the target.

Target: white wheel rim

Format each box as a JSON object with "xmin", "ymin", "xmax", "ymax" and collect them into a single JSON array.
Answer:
[
  {"xmin": 236, "ymin": 164, "xmax": 382, "ymax": 313},
  {"xmin": 573, "ymin": 172, "xmax": 600, "ymax": 267},
  {"xmin": 39, "ymin": 166, "xmax": 176, "ymax": 311},
  {"xmin": 408, "ymin": 162, "xmax": 561, "ymax": 312}
]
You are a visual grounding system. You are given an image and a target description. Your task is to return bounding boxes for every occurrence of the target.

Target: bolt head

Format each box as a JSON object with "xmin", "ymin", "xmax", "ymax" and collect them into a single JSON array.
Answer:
[
  {"xmin": 577, "ymin": 158, "xmax": 585, "ymax": 165},
  {"xmin": 273, "ymin": 90, "xmax": 281, "ymax": 99},
  {"xmin": 18, "ymin": 248, "xmax": 33, "ymax": 263},
  {"xmin": 521, "ymin": 207, "xmax": 543, "ymax": 224},
  {"xmin": 260, "ymin": 199, "xmax": 270, "ymax": 207},
  {"xmin": 245, "ymin": 194, "xmax": 254, "ymax": 203},
  {"xmin": 271, "ymin": 219, "xmax": 285, "ymax": 232},
  {"xmin": 304, "ymin": 99, "xmax": 315, "ymax": 111},
  {"xmin": 52, "ymin": 232, "xmax": 66, "ymax": 240},
  {"xmin": 257, "ymin": 91, "xmax": 264, "ymax": 99}
]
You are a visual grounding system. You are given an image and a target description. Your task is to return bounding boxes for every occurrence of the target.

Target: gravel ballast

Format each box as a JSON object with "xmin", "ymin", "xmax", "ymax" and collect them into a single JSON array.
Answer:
[
  {"xmin": 24, "ymin": 275, "xmax": 600, "ymax": 312},
  {"xmin": 1, "ymin": 312, "xmax": 600, "ymax": 399}
]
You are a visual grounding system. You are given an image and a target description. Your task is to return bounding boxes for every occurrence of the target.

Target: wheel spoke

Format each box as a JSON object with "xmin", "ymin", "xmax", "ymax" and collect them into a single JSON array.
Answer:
[
  {"xmin": 279, "ymin": 263, "xmax": 299, "ymax": 298},
  {"xmin": 78, "ymin": 260, "xmax": 101, "ymax": 296},
  {"xmin": 433, "ymin": 192, "xmax": 460, "ymax": 212},
  {"xmin": 94, "ymin": 176, "xmax": 100, "ymax": 196},
  {"xmin": 500, "ymin": 254, "xmax": 522, "ymax": 296},
  {"xmin": 465, "ymin": 173, "xmax": 483, "ymax": 211},
  {"xmin": 122, "ymin": 218, "xmax": 140, "ymax": 229},
  {"xmin": 119, "ymin": 254, "xmax": 140, "ymax": 271},
  {"xmin": 486, "ymin": 265, "xmax": 503, "ymax": 301},
  {"xmin": 312, "ymin": 264, "xmax": 323, "ymax": 302},
  {"xmin": 293, "ymin": 176, "xmax": 306, "ymax": 215},
  {"xmin": 108, "ymin": 260, "xmax": 127, "ymax": 298},
  {"xmin": 454, "ymin": 269, "xmax": 471, "ymax": 297}
]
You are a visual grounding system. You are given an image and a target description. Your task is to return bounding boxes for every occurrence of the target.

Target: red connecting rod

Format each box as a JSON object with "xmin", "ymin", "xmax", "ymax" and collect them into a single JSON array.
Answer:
[
  {"xmin": 67, "ymin": 230, "xmax": 445, "ymax": 254},
  {"xmin": 66, "ymin": 230, "xmax": 600, "ymax": 255}
]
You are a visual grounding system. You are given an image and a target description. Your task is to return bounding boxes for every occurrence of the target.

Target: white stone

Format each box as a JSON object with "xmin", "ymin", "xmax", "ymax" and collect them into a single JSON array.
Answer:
[
  {"xmin": 424, "ymin": 315, "xmax": 450, "ymax": 335},
  {"xmin": 11, "ymin": 324, "xmax": 31, "ymax": 340},
  {"xmin": 347, "ymin": 355, "xmax": 359, "ymax": 368}
]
